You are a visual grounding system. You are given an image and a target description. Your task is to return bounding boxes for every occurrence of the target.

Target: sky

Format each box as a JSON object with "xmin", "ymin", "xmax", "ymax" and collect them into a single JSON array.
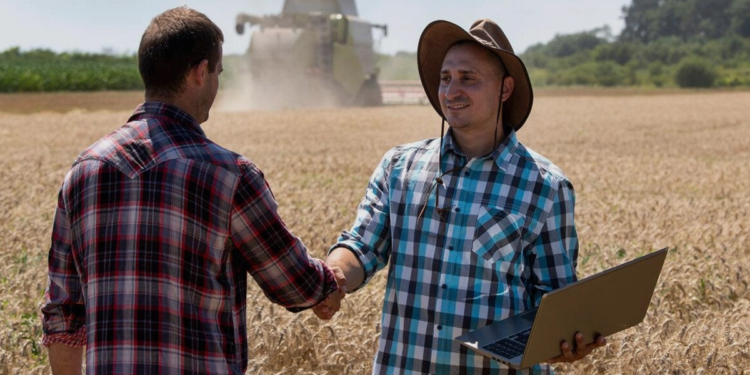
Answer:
[{"xmin": 0, "ymin": 0, "xmax": 630, "ymax": 56}]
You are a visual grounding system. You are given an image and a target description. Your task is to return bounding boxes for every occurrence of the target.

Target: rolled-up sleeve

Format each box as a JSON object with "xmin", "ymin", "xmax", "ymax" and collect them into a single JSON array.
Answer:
[
  {"xmin": 41, "ymin": 190, "xmax": 86, "ymax": 348},
  {"xmin": 230, "ymin": 164, "xmax": 338, "ymax": 312},
  {"xmin": 330, "ymin": 152, "xmax": 393, "ymax": 291},
  {"xmin": 527, "ymin": 179, "xmax": 579, "ymax": 306}
]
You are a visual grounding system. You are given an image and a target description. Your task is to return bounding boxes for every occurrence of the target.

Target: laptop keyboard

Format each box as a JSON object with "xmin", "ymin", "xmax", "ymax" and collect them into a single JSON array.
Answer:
[{"xmin": 481, "ymin": 328, "xmax": 531, "ymax": 359}]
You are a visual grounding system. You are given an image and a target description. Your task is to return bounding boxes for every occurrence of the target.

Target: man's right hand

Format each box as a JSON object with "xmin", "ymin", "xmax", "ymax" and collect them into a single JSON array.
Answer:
[{"xmin": 313, "ymin": 266, "xmax": 347, "ymax": 320}]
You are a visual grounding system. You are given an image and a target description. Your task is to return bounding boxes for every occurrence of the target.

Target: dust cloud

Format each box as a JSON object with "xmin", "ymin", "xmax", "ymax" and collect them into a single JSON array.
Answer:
[{"xmin": 215, "ymin": 69, "xmax": 345, "ymax": 112}]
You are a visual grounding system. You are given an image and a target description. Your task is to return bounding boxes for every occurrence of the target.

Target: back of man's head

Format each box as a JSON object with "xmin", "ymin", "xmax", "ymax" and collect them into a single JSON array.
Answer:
[{"xmin": 138, "ymin": 7, "xmax": 224, "ymax": 99}]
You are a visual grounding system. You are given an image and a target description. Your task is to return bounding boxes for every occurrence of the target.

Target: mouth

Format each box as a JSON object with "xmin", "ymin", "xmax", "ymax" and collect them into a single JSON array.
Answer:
[{"xmin": 445, "ymin": 103, "xmax": 469, "ymax": 110}]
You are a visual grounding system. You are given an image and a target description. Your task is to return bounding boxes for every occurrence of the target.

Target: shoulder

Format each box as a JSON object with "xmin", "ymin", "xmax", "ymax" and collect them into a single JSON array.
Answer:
[
  {"xmin": 380, "ymin": 138, "xmax": 440, "ymax": 170},
  {"xmin": 198, "ymin": 140, "xmax": 255, "ymax": 175},
  {"xmin": 77, "ymin": 122, "xmax": 138, "ymax": 162},
  {"xmin": 140, "ymin": 115, "xmax": 258, "ymax": 177},
  {"xmin": 74, "ymin": 118, "xmax": 260, "ymax": 181},
  {"xmin": 513, "ymin": 142, "xmax": 572, "ymax": 189}
]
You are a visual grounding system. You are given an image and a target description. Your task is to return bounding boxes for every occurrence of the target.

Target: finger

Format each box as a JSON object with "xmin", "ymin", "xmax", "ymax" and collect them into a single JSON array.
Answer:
[
  {"xmin": 595, "ymin": 336, "xmax": 607, "ymax": 347},
  {"xmin": 560, "ymin": 341, "xmax": 574, "ymax": 361},
  {"xmin": 331, "ymin": 267, "xmax": 348, "ymax": 293},
  {"xmin": 314, "ymin": 304, "xmax": 330, "ymax": 314},
  {"xmin": 582, "ymin": 336, "xmax": 606, "ymax": 350},
  {"xmin": 574, "ymin": 333, "xmax": 587, "ymax": 356},
  {"xmin": 329, "ymin": 295, "xmax": 342, "ymax": 310},
  {"xmin": 321, "ymin": 307, "xmax": 335, "ymax": 319},
  {"xmin": 579, "ymin": 337, "xmax": 605, "ymax": 354},
  {"xmin": 312, "ymin": 307, "xmax": 332, "ymax": 320}
]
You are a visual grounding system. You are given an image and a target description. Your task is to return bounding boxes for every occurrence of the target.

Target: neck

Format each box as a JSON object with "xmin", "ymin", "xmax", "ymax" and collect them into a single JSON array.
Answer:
[
  {"xmin": 451, "ymin": 124, "xmax": 506, "ymax": 159},
  {"xmin": 145, "ymin": 93, "xmax": 201, "ymax": 123}
]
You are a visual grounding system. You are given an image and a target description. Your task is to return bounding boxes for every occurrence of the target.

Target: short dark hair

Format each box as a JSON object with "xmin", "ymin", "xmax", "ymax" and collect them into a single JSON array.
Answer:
[
  {"xmin": 449, "ymin": 40, "xmax": 507, "ymax": 81},
  {"xmin": 138, "ymin": 7, "xmax": 224, "ymax": 98}
]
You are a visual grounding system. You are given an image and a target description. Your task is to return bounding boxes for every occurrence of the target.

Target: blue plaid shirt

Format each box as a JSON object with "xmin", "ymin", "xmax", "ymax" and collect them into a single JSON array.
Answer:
[{"xmin": 334, "ymin": 129, "xmax": 578, "ymax": 374}]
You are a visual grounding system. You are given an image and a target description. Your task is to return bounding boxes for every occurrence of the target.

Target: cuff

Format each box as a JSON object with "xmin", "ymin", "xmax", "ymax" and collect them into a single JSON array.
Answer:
[
  {"xmin": 328, "ymin": 243, "xmax": 371, "ymax": 293},
  {"xmin": 42, "ymin": 325, "xmax": 86, "ymax": 348},
  {"xmin": 286, "ymin": 259, "xmax": 340, "ymax": 313}
]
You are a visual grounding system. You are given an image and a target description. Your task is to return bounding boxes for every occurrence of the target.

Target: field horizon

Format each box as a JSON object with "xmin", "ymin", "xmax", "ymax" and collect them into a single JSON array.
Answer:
[
  {"xmin": 3, "ymin": 86, "xmax": 748, "ymax": 114},
  {"xmin": 1, "ymin": 91, "xmax": 748, "ymax": 374}
]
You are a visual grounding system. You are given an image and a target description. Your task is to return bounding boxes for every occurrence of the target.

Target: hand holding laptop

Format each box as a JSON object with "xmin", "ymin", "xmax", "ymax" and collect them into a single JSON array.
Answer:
[
  {"xmin": 456, "ymin": 248, "xmax": 667, "ymax": 370},
  {"xmin": 547, "ymin": 332, "xmax": 607, "ymax": 364}
]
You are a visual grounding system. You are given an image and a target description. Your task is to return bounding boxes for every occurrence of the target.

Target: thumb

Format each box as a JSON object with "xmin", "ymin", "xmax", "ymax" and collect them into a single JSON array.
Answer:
[{"xmin": 331, "ymin": 267, "xmax": 347, "ymax": 293}]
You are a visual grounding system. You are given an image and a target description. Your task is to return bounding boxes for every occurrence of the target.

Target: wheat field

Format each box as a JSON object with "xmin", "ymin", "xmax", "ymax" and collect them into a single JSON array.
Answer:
[{"xmin": 0, "ymin": 90, "xmax": 749, "ymax": 374}]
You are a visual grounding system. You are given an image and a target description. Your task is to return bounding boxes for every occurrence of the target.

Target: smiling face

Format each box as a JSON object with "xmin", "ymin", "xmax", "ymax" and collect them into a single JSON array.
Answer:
[{"xmin": 438, "ymin": 43, "xmax": 506, "ymax": 133}]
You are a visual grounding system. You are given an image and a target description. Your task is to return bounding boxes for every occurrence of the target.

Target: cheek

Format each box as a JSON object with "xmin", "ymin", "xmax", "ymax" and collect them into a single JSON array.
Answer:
[
  {"xmin": 438, "ymin": 87, "xmax": 447, "ymax": 100},
  {"xmin": 438, "ymin": 88, "xmax": 448, "ymax": 109}
]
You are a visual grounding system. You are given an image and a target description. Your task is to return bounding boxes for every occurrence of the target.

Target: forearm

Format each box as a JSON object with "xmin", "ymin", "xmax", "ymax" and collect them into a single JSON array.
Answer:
[
  {"xmin": 326, "ymin": 247, "xmax": 365, "ymax": 293},
  {"xmin": 48, "ymin": 343, "xmax": 83, "ymax": 375}
]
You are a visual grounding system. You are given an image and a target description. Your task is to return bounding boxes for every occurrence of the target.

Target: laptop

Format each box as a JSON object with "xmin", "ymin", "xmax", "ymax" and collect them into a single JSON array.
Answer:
[{"xmin": 455, "ymin": 247, "xmax": 668, "ymax": 370}]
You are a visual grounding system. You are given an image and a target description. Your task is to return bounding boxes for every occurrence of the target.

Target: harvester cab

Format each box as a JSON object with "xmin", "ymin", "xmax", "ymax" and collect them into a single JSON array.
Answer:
[{"xmin": 235, "ymin": 0, "xmax": 387, "ymax": 107}]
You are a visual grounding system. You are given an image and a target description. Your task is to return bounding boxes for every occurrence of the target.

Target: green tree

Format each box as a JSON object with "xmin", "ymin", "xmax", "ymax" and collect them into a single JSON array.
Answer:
[
  {"xmin": 620, "ymin": 0, "xmax": 747, "ymax": 42},
  {"xmin": 729, "ymin": 0, "xmax": 750, "ymax": 37},
  {"xmin": 675, "ymin": 58, "xmax": 717, "ymax": 87},
  {"xmin": 542, "ymin": 27, "xmax": 610, "ymax": 58}
]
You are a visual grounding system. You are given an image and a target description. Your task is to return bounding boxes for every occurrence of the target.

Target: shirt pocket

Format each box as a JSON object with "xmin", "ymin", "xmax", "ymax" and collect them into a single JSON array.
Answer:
[{"xmin": 472, "ymin": 205, "xmax": 526, "ymax": 264}]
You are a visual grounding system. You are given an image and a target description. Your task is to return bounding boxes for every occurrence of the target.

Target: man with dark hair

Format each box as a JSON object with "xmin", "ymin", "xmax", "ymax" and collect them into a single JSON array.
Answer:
[
  {"xmin": 41, "ymin": 7, "xmax": 344, "ymax": 374},
  {"xmin": 314, "ymin": 19, "xmax": 605, "ymax": 374},
  {"xmin": 138, "ymin": 6, "xmax": 224, "ymax": 101}
]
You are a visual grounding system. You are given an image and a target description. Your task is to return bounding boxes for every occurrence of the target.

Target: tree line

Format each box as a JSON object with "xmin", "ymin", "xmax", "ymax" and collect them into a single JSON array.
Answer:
[
  {"xmin": 521, "ymin": 0, "xmax": 750, "ymax": 88},
  {"xmin": 2, "ymin": 0, "xmax": 749, "ymax": 92}
]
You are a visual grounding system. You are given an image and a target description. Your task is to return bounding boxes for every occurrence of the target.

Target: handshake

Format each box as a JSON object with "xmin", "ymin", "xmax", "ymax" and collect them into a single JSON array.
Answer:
[{"xmin": 312, "ymin": 266, "xmax": 348, "ymax": 320}]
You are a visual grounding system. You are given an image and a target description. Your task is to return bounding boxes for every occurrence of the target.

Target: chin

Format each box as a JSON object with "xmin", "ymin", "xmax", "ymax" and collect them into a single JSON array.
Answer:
[
  {"xmin": 198, "ymin": 110, "xmax": 210, "ymax": 124},
  {"xmin": 447, "ymin": 118, "xmax": 470, "ymax": 129}
]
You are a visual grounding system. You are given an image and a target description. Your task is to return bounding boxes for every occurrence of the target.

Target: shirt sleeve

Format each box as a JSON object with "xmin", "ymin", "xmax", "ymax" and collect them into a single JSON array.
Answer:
[
  {"xmin": 230, "ymin": 163, "xmax": 338, "ymax": 312},
  {"xmin": 40, "ymin": 189, "xmax": 87, "ymax": 348},
  {"xmin": 527, "ymin": 179, "xmax": 579, "ymax": 306},
  {"xmin": 329, "ymin": 152, "xmax": 393, "ymax": 291}
]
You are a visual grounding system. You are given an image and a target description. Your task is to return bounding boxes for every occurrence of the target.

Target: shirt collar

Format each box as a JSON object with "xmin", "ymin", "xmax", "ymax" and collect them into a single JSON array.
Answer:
[
  {"xmin": 128, "ymin": 101, "xmax": 206, "ymax": 137},
  {"xmin": 441, "ymin": 127, "xmax": 518, "ymax": 172}
]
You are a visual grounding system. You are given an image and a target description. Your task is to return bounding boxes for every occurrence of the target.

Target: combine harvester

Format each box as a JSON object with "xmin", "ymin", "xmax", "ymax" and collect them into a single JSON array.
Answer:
[{"xmin": 236, "ymin": 0, "xmax": 388, "ymax": 107}]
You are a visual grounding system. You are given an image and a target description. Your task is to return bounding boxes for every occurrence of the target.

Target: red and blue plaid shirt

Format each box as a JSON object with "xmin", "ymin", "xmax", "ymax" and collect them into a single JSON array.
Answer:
[{"xmin": 41, "ymin": 102, "xmax": 338, "ymax": 374}]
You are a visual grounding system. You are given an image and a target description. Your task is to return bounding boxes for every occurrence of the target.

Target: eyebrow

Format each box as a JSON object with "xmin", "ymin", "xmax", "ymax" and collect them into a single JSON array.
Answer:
[{"xmin": 440, "ymin": 69, "xmax": 477, "ymax": 75}]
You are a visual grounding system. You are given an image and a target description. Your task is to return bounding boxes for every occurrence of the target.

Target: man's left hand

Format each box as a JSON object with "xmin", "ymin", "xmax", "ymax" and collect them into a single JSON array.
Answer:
[{"xmin": 547, "ymin": 333, "xmax": 606, "ymax": 364}]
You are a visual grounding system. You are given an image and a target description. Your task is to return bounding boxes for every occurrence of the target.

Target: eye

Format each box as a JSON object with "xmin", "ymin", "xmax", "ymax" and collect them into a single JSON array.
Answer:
[{"xmin": 440, "ymin": 75, "xmax": 451, "ymax": 83}]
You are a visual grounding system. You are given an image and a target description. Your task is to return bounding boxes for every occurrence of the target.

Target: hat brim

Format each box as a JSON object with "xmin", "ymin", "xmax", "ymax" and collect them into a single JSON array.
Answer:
[{"xmin": 417, "ymin": 20, "xmax": 534, "ymax": 131}]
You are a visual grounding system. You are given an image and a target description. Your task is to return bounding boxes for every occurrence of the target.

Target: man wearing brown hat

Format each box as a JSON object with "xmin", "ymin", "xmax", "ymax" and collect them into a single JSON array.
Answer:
[{"xmin": 314, "ymin": 19, "xmax": 605, "ymax": 374}]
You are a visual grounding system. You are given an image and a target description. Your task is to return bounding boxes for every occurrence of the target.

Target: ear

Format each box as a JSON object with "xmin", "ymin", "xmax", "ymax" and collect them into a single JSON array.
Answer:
[
  {"xmin": 501, "ymin": 76, "xmax": 515, "ymax": 103},
  {"xmin": 188, "ymin": 59, "xmax": 210, "ymax": 87}
]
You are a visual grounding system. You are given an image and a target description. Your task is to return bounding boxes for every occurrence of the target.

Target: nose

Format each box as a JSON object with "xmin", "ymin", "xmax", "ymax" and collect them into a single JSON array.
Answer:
[{"xmin": 441, "ymin": 79, "xmax": 462, "ymax": 101}]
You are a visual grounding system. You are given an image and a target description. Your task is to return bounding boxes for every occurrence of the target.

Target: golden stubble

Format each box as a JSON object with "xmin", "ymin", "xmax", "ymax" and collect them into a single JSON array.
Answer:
[{"xmin": 1, "ymin": 91, "xmax": 749, "ymax": 374}]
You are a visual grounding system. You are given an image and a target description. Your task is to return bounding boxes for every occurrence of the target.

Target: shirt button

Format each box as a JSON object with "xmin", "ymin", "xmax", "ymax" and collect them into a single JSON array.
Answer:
[
  {"xmin": 441, "ymin": 284, "xmax": 447, "ymax": 289},
  {"xmin": 455, "ymin": 207, "xmax": 461, "ymax": 213},
  {"xmin": 464, "ymin": 171, "xmax": 470, "ymax": 176},
  {"xmin": 448, "ymin": 245, "xmax": 454, "ymax": 250},
  {"xmin": 437, "ymin": 325, "xmax": 443, "ymax": 330}
]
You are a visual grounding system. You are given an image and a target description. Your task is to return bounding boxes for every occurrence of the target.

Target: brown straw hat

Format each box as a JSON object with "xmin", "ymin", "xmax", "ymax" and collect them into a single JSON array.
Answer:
[{"xmin": 417, "ymin": 19, "xmax": 534, "ymax": 131}]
